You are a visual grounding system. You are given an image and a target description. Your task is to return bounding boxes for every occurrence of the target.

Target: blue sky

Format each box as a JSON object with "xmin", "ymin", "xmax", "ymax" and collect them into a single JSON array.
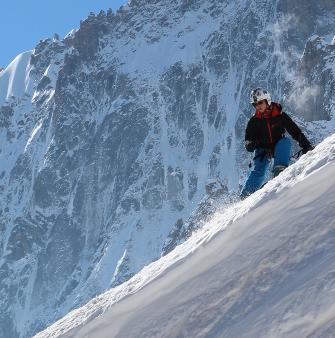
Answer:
[{"xmin": 0, "ymin": 1, "xmax": 127, "ymax": 68}]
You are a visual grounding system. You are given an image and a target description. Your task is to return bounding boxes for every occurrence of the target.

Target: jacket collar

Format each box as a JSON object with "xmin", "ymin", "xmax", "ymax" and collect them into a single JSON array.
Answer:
[{"xmin": 254, "ymin": 102, "xmax": 282, "ymax": 119}]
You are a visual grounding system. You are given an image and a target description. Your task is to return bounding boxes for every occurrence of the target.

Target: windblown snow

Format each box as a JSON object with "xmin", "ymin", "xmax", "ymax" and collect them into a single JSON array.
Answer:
[
  {"xmin": 0, "ymin": 51, "xmax": 33, "ymax": 105},
  {"xmin": 35, "ymin": 133, "xmax": 335, "ymax": 338}
]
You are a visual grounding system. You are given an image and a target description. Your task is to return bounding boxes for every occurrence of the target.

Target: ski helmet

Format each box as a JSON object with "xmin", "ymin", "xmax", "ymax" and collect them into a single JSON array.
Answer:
[{"xmin": 250, "ymin": 88, "xmax": 272, "ymax": 106}]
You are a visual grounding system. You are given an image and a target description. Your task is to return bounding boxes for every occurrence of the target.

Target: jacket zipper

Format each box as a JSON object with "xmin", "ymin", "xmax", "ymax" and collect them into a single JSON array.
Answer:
[{"xmin": 266, "ymin": 118, "xmax": 273, "ymax": 145}]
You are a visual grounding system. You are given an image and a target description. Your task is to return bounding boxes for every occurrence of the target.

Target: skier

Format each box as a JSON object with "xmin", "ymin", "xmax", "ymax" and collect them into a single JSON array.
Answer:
[{"xmin": 240, "ymin": 88, "xmax": 313, "ymax": 199}]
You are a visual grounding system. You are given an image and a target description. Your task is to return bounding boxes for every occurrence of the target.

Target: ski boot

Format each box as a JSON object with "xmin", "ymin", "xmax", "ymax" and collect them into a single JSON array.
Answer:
[{"xmin": 273, "ymin": 165, "xmax": 287, "ymax": 178}]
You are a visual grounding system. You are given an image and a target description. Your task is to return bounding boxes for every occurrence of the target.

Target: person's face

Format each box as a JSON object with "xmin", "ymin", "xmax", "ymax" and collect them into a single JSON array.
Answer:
[{"xmin": 254, "ymin": 100, "xmax": 268, "ymax": 113}]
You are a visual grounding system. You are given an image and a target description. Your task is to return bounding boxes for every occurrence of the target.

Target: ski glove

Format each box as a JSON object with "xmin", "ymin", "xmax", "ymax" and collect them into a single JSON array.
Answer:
[
  {"xmin": 302, "ymin": 144, "xmax": 314, "ymax": 154},
  {"xmin": 245, "ymin": 140, "xmax": 258, "ymax": 152},
  {"xmin": 298, "ymin": 134, "xmax": 313, "ymax": 154}
]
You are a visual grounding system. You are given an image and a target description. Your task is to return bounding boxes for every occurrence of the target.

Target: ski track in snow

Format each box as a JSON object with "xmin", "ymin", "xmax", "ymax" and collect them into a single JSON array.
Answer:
[{"xmin": 34, "ymin": 134, "xmax": 335, "ymax": 338}]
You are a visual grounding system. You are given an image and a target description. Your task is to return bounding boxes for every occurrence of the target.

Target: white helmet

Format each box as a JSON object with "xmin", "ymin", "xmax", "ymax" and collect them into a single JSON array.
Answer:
[{"xmin": 250, "ymin": 88, "xmax": 272, "ymax": 105}]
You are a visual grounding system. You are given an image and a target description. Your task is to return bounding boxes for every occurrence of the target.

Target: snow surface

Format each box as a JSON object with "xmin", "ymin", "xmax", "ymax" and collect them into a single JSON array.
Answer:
[
  {"xmin": 35, "ymin": 133, "xmax": 335, "ymax": 338},
  {"xmin": 0, "ymin": 50, "xmax": 33, "ymax": 105}
]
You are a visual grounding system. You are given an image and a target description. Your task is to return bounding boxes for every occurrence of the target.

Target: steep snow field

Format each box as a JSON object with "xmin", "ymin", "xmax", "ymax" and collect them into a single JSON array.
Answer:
[{"xmin": 35, "ymin": 133, "xmax": 335, "ymax": 338}]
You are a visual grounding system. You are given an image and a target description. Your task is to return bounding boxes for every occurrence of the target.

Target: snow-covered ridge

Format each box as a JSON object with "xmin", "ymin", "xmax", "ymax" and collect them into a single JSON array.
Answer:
[
  {"xmin": 35, "ymin": 133, "xmax": 335, "ymax": 337},
  {"xmin": 0, "ymin": 51, "xmax": 33, "ymax": 105}
]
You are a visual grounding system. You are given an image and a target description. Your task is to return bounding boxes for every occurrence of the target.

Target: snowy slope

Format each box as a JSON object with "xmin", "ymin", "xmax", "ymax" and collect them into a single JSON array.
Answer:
[{"xmin": 35, "ymin": 134, "xmax": 335, "ymax": 338}]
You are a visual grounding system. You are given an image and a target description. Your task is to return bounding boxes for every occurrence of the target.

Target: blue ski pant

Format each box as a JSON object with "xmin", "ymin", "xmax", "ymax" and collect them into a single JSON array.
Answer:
[{"xmin": 240, "ymin": 137, "xmax": 291, "ymax": 199}]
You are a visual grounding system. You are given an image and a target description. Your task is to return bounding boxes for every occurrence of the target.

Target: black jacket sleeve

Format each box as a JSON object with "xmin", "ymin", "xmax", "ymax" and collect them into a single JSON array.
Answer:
[
  {"xmin": 244, "ymin": 118, "xmax": 258, "ymax": 152},
  {"xmin": 282, "ymin": 112, "xmax": 313, "ymax": 151}
]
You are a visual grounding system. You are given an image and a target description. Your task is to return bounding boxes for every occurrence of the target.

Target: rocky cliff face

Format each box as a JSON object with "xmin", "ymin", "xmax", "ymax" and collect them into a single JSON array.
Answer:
[{"xmin": 0, "ymin": 1, "xmax": 334, "ymax": 337}]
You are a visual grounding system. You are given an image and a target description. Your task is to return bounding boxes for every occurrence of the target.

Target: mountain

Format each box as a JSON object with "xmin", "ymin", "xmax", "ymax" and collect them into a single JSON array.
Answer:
[
  {"xmin": 0, "ymin": 0, "xmax": 334, "ymax": 337},
  {"xmin": 35, "ymin": 134, "xmax": 335, "ymax": 338}
]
